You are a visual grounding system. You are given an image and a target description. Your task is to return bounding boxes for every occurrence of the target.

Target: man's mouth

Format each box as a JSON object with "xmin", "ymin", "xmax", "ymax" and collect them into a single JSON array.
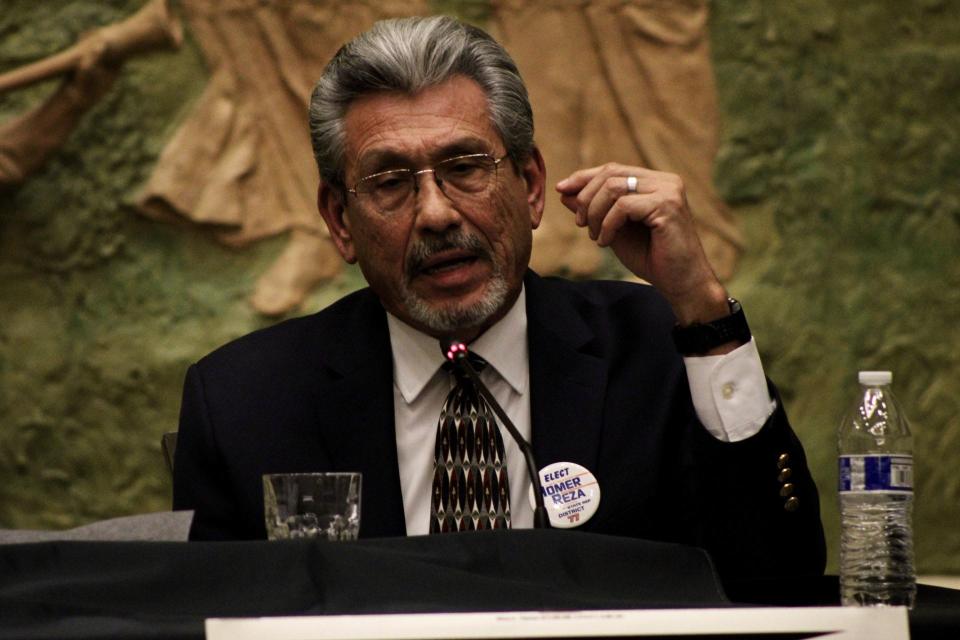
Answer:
[{"xmin": 418, "ymin": 250, "xmax": 479, "ymax": 276}]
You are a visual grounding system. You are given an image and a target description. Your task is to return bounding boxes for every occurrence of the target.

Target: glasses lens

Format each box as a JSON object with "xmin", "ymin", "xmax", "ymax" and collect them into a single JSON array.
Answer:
[
  {"xmin": 436, "ymin": 155, "xmax": 496, "ymax": 194},
  {"xmin": 358, "ymin": 170, "xmax": 413, "ymax": 213}
]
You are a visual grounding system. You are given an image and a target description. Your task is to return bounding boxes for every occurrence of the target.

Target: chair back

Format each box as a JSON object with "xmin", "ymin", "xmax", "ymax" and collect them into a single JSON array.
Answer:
[{"xmin": 161, "ymin": 431, "xmax": 178, "ymax": 474}]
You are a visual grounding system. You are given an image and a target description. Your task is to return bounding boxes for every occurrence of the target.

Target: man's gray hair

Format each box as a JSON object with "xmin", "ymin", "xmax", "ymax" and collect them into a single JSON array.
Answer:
[{"xmin": 308, "ymin": 15, "xmax": 534, "ymax": 188}]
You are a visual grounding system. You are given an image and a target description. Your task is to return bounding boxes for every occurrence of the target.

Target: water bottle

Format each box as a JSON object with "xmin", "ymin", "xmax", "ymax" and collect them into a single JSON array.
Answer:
[{"xmin": 838, "ymin": 371, "xmax": 915, "ymax": 607}]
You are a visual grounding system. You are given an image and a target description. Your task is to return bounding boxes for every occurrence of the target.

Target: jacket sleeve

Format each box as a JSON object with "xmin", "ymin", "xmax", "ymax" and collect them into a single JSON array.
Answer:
[
  {"xmin": 685, "ymin": 381, "xmax": 827, "ymax": 582},
  {"xmin": 172, "ymin": 364, "xmax": 245, "ymax": 541}
]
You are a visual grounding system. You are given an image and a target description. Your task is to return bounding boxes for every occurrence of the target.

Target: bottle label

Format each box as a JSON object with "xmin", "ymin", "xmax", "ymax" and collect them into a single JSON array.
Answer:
[{"xmin": 839, "ymin": 454, "xmax": 913, "ymax": 493}]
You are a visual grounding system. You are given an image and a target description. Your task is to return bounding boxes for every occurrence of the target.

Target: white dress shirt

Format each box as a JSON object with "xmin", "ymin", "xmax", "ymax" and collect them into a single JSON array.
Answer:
[{"xmin": 387, "ymin": 285, "xmax": 775, "ymax": 535}]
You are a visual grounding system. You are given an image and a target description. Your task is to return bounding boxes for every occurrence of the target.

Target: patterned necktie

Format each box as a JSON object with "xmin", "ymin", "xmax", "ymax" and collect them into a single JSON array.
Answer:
[{"xmin": 430, "ymin": 354, "xmax": 511, "ymax": 533}]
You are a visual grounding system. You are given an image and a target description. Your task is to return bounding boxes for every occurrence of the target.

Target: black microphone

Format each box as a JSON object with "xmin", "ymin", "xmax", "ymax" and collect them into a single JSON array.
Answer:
[{"xmin": 440, "ymin": 338, "xmax": 550, "ymax": 529}]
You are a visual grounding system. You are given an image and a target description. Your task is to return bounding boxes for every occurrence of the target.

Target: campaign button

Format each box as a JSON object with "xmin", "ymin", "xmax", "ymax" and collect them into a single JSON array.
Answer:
[{"xmin": 528, "ymin": 461, "xmax": 600, "ymax": 529}]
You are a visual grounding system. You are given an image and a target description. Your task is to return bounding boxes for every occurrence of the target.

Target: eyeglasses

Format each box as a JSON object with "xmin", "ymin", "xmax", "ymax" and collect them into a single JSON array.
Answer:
[{"xmin": 347, "ymin": 153, "xmax": 507, "ymax": 215}]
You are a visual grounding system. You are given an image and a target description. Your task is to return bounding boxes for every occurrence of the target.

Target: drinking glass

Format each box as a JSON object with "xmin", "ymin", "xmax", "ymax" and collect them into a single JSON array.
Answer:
[{"xmin": 263, "ymin": 472, "xmax": 361, "ymax": 541}]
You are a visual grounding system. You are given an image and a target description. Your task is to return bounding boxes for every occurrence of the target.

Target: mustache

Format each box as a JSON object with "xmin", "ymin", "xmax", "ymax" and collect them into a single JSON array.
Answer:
[{"xmin": 406, "ymin": 230, "xmax": 490, "ymax": 273}]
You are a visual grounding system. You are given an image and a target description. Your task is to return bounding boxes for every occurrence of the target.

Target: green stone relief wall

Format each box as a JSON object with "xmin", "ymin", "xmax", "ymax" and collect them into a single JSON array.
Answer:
[
  {"xmin": 710, "ymin": 0, "xmax": 960, "ymax": 573},
  {"xmin": 1, "ymin": 1, "xmax": 958, "ymax": 573}
]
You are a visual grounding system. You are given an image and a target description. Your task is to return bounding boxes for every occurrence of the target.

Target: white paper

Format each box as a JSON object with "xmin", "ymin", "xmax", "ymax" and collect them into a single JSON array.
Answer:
[{"xmin": 206, "ymin": 606, "xmax": 909, "ymax": 640}]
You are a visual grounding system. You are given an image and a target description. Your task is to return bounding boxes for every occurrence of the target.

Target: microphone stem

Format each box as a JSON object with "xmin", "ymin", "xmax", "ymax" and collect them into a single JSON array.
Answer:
[{"xmin": 458, "ymin": 358, "xmax": 551, "ymax": 529}]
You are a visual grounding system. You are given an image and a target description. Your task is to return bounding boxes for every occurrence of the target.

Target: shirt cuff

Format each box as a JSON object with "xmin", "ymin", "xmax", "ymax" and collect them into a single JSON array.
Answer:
[{"xmin": 682, "ymin": 337, "xmax": 777, "ymax": 442}]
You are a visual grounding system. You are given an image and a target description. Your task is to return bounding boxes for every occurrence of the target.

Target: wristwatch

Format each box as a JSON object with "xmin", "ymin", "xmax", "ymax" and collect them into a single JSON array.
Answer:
[{"xmin": 672, "ymin": 297, "xmax": 751, "ymax": 356}]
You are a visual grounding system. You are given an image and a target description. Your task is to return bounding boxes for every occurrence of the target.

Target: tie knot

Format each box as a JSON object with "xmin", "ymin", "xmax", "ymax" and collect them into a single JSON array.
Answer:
[{"xmin": 442, "ymin": 352, "xmax": 487, "ymax": 379}]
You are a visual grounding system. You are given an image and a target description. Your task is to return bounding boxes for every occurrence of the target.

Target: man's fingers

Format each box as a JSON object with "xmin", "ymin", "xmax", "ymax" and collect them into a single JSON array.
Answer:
[
  {"xmin": 559, "ymin": 165, "xmax": 679, "ymax": 243},
  {"xmin": 559, "ymin": 166, "xmax": 659, "ymax": 222},
  {"xmin": 583, "ymin": 175, "xmax": 648, "ymax": 231},
  {"xmin": 583, "ymin": 177, "xmax": 620, "ymax": 239},
  {"xmin": 597, "ymin": 193, "xmax": 658, "ymax": 246},
  {"xmin": 559, "ymin": 193, "xmax": 581, "ymax": 216},
  {"xmin": 557, "ymin": 164, "xmax": 658, "ymax": 194},
  {"xmin": 556, "ymin": 166, "xmax": 605, "ymax": 194},
  {"xmin": 583, "ymin": 174, "xmax": 661, "ymax": 239}
]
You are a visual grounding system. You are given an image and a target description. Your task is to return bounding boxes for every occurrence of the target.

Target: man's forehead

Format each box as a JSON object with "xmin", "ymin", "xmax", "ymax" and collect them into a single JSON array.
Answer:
[
  {"xmin": 341, "ymin": 76, "xmax": 504, "ymax": 171},
  {"xmin": 357, "ymin": 137, "xmax": 494, "ymax": 166}
]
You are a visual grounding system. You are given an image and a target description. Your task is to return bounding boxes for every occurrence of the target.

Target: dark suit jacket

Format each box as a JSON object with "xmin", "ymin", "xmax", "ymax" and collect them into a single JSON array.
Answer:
[{"xmin": 173, "ymin": 272, "xmax": 826, "ymax": 580}]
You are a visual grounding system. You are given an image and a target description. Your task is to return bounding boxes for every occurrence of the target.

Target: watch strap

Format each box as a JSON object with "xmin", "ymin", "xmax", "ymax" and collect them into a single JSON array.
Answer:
[{"xmin": 672, "ymin": 298, "xmax": 751, "ymax": 356}]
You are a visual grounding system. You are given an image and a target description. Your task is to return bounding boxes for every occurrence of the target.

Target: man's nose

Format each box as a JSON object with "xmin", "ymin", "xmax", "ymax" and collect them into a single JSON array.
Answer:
[{"xmin": 412, "ymin": 170, "xmax": 462, "ymax": 231}]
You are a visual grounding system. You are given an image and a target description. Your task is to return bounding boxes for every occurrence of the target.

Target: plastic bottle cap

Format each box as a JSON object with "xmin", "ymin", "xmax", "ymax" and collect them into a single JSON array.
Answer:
[{"xmin": 858, "ymin": 370, "xmax": 892, "ymax": 385}]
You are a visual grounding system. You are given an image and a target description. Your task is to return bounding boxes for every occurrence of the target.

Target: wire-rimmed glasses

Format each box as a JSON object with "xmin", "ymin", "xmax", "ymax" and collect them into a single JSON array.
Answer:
[{"xmin": 347, "ymin": 153, "xmax": 507, "ymax": 215}]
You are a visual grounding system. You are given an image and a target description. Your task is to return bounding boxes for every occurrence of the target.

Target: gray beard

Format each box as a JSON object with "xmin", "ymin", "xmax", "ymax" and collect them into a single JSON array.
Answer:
[
  {"xmin": 400, "ymin": 270, "xmax": 509, "ymax": 335},
  {"xmin": 400, "ymin": 230, "xmax": 510, "ymax": 335}
]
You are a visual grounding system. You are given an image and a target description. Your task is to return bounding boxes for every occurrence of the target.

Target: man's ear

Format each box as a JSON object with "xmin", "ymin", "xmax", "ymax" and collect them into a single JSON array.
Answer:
[
  {"xmin": 521, "ymin": 145, "xmax": 546, "ymax": 230},
  {"xmin": 317, "ymin": 181, "xmax": 357, "ymax": 264}
]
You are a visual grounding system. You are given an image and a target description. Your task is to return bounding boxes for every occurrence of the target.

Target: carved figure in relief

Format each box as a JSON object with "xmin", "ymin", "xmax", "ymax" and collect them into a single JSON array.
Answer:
[
  {"xmin": 0, "ymin": 0, "xmax": 181, "ymax": 188},
  {"xmin": 0, "ymin": 56, "xmax": 116, "ymax": 189},
  {"xmin": 135, "ymin": 0, "xmax": 427, "ymax": 316},
  {"xmin": 492, "ymin": 0, "xmax": 743, "ymax": 280},
  {"xmin": 2, "ymin": 0, "xmax": 739, "ymax": 313},
  {"xmin": 137, "ymin": 0, "xmax": 737, "ymax": 315}
]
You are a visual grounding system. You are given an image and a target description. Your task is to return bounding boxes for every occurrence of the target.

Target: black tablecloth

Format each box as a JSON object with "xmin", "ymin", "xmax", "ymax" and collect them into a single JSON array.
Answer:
[
  {"xmin": 1, "ymin": 530, "xmax": 956, "ymax": 639},
  {"xmin": 724, "ymin": 575, "xmax": 960, "ymax": 640}
]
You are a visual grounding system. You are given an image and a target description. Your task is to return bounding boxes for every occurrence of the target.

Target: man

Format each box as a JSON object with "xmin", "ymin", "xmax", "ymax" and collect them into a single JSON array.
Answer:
[{"xmin": 173, "ymin": 16, "xmax": 825, "ymax": 581}]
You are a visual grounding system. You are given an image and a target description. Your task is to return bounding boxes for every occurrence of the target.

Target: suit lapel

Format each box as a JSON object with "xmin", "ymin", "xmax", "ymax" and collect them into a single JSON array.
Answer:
[
  {"xmin": 309, "ymin": 290, "xmax": 407, "ymax": 538},
  {"xmin": 525, "ymin": 273, "xmax": 607, "ymax": 478}
]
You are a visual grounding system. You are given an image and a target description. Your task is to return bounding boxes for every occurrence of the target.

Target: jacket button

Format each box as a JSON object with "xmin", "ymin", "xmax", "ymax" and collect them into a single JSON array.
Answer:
[
  {"xmin": 778, "ymin": 467, "xmax": 792, "ymax": 482},
  {"xmin": 784, "ymin": 496, "xmax": 800, "ymax": 512},
  {"xmin": 780, "ymin": 483, "xmax": 795, "ymax": 497},
  {"xmin": 777, "ymin": 453, "xmax": 790, "ymax": 469}
]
